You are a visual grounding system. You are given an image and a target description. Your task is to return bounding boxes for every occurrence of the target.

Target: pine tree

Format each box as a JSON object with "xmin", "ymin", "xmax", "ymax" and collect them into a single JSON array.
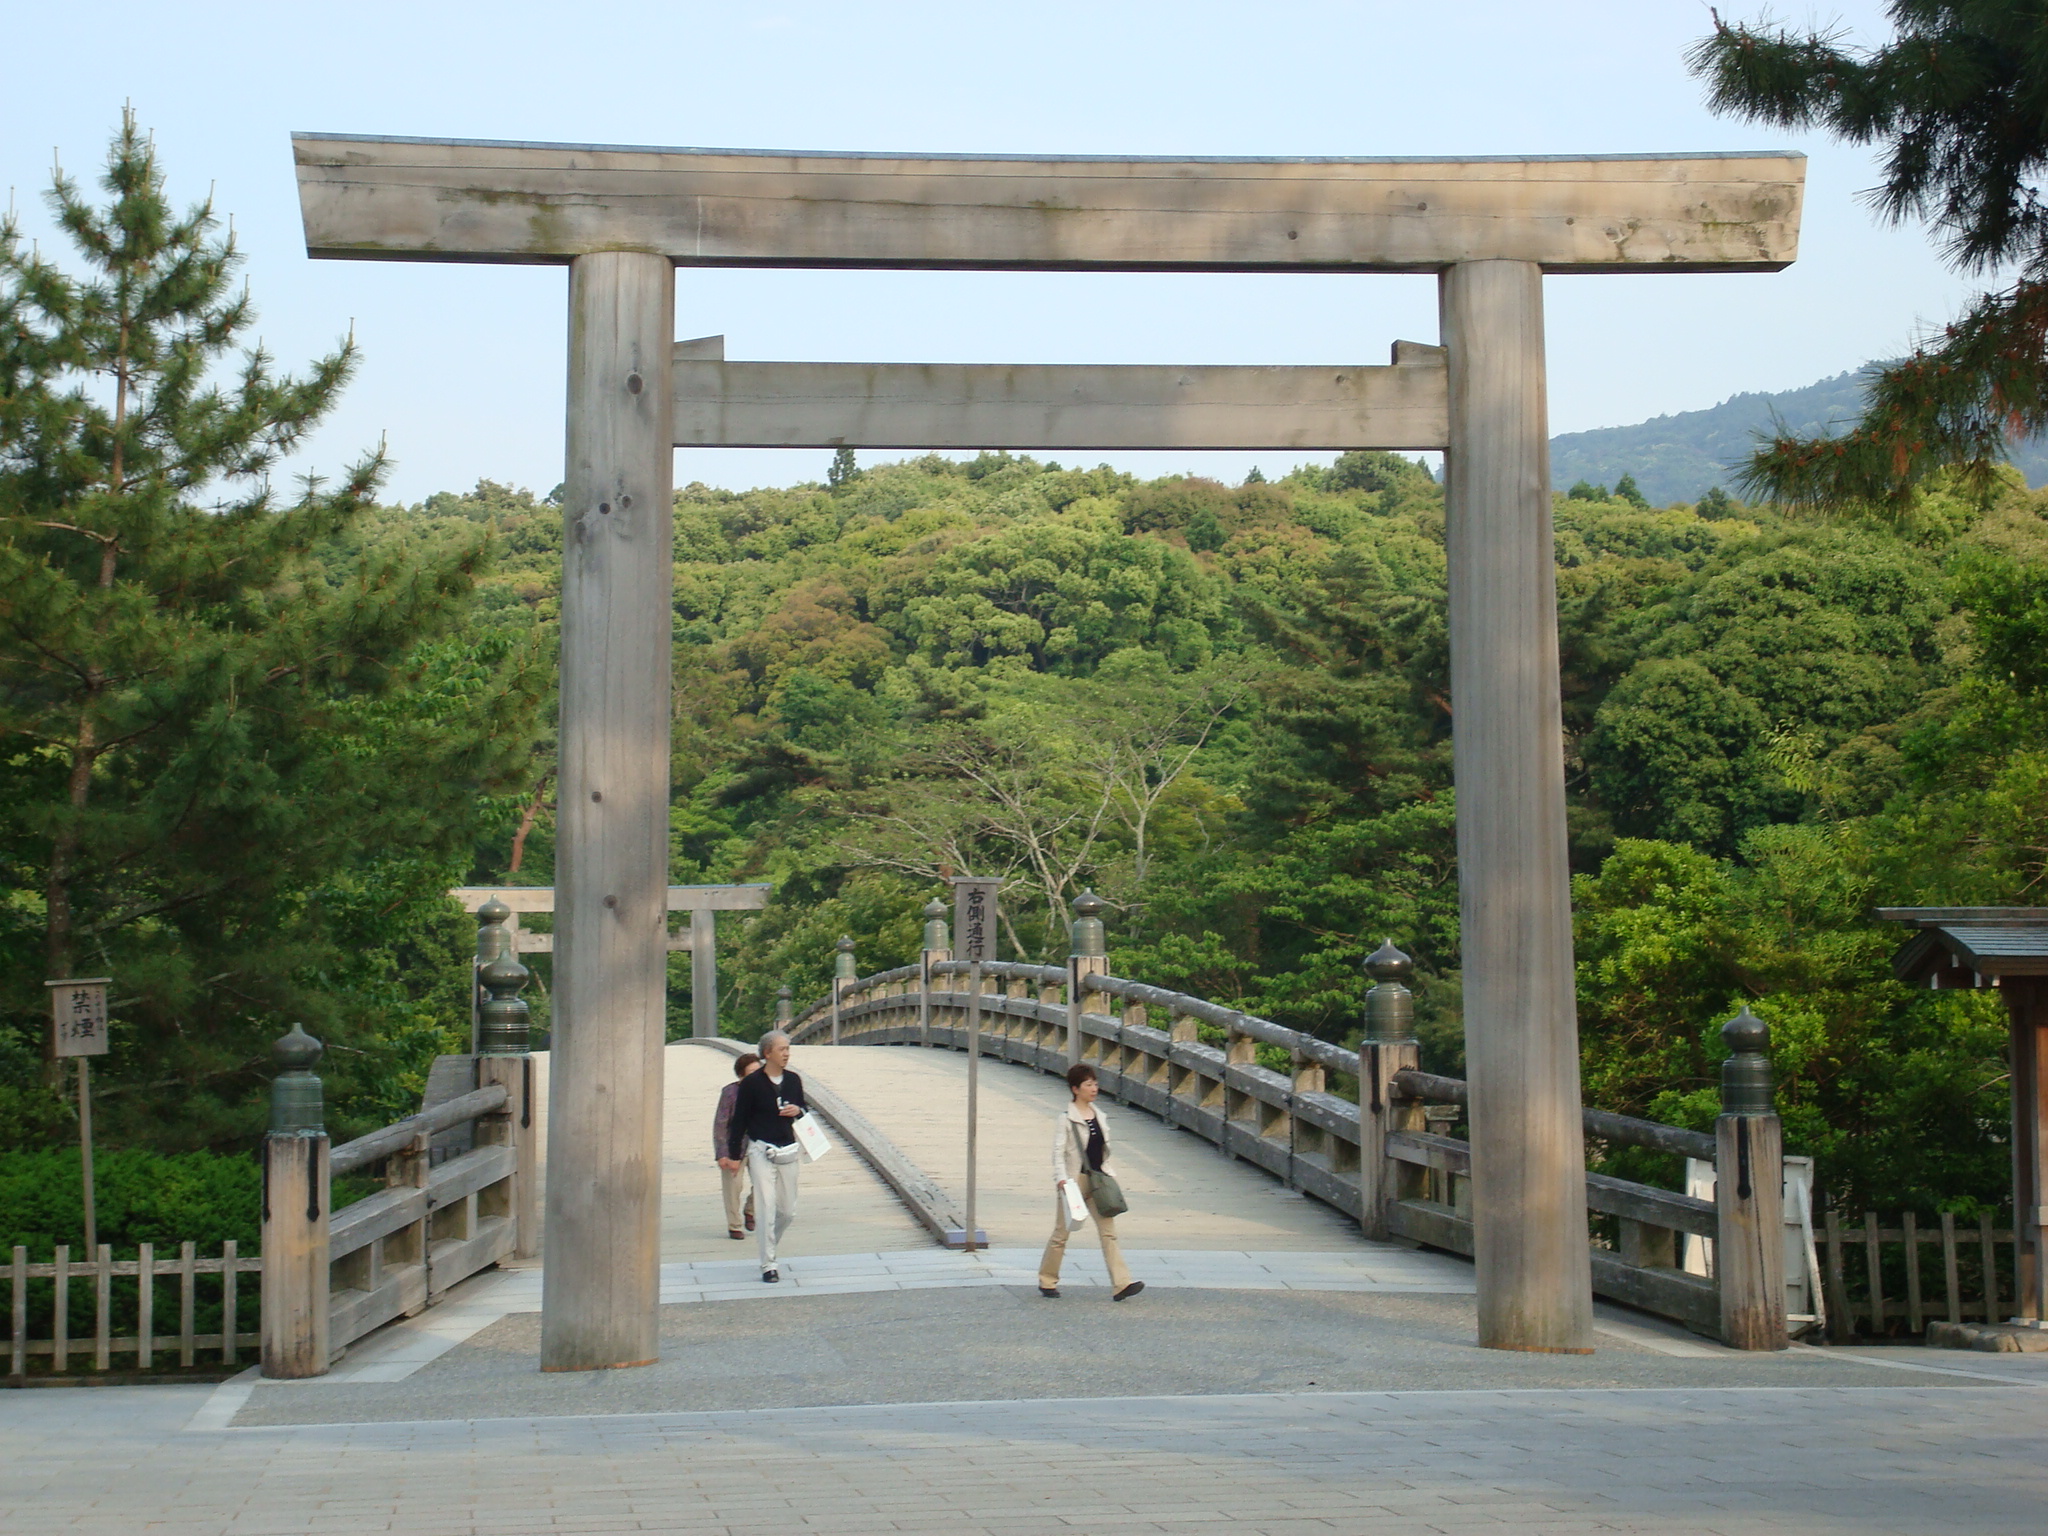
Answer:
[
  {"xmin": 828, "ymin": 445, "xmax": 859, "ymax": 490},
  {"xmin": 1690, "ymin": 6, "xmax": 2048, "ymax": 509},
  {"xmin": 0, "ymin": 115, "xmax": 544, "ymax": 1147},
  {"xmin": 1613, "ymin": 472, "xmax": 1648, "ymax": 507}
]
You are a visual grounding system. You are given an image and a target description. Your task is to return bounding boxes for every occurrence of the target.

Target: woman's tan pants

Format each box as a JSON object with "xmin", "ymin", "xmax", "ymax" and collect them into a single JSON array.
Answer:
[
  {"xmin": 720, "ymin": 1163, "xmax": 753, "ymax": 1231},
  {"xmin": 1038, "ymin": 1185, "xmax": 1133, "ymax": 1291}
]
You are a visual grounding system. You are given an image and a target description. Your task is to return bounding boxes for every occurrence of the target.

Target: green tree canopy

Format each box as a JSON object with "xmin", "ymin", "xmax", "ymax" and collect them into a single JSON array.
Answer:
[
  {"xmin": 1691, "ymin": 4, "xmax": 2048, "ymax": 508},
  {"xmin": 0, "ymin": 117, "xmax": 545, "ymax": 1149}
]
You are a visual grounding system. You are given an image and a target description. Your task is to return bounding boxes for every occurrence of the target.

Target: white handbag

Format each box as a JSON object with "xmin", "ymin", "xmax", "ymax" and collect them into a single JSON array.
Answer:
[
  {"xmin": 1060, "ymin": 1177, "xmax": 1089, "ymax": 1230},
  {"xmin": 791, "ymin": 1111, "xmax": 831, "ymax": 1163}
]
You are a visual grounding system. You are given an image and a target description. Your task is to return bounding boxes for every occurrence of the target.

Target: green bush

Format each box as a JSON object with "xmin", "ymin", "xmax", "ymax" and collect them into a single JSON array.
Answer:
[{"xmin": 0, "ymin": 1147, "xmax": 262, "ymax": 1260}]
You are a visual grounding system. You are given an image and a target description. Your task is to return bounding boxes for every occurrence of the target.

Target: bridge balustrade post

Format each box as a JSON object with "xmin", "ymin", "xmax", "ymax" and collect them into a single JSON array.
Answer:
[
  {"xmin": 919, "ymin": 898, "xmax": 950, "ymax": 1050},
  {"xmin": 831, "ymin": 936, "xmax": 856, "ymax": 1045},
  {"xmin": 1358, "ymin": 941, "xmax": 1421, "ymax": 1240},
  {"xmin": 477, "ymin": 946, "xmax": 538, "ymax": 1260},
  {"xmin": 1067, "ymin": 891, "xmax": 1108, "ymax": 1068},
  {"xmin": 776, "ymin": 985, "xmax": 792, "ymax": 1027},
  {"xmin": 1169, "ymin": 1010, "xmax": 1204, "ymax": 1129},
  {"xmin": 472, "ymin": 897, "xmax": 514, "ymax": 1054},
  {"xmin": 1716, "ymin": 1006, "xmax": 1788, "ymax": 1350},
  {"xmin": 261, "ymin": 1024, "xmax": 330, "ymax": 1379}
]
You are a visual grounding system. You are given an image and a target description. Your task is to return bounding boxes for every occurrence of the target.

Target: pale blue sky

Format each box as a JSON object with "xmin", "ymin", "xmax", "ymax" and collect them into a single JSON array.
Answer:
[{"xmin": 3, "ymin": 1, "xmax": 1972, "ymax": 504}]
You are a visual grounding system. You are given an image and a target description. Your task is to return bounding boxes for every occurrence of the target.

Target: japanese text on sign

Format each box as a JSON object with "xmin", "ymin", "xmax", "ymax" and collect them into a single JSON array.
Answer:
[
  {"xmin": 951, "ymin": 878, "xmax": 1002, "ymax": 965},
  {"xmin": 47, "ymin": 978, "xmax": 111, "ymax": 1058}
]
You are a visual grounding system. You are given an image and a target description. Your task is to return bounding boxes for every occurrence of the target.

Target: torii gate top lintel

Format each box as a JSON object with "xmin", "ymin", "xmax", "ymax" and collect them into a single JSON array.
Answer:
[{"xmin": 292, "ymin": 134, "xmax": 1804, "ymax": 275}]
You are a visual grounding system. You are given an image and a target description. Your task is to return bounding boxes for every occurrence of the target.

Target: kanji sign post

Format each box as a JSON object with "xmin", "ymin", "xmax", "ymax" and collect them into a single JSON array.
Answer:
[
  {"xmin": 953, "ymin": 879, "xmax": 1002, "ymax": 1255},
  {"xmin": 47, "ymin": 978, "xmax": 111, "ymax": 1256}
]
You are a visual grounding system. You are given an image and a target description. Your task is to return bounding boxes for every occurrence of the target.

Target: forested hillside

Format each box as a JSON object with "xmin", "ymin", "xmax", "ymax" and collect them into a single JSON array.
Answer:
[
  {"xmin": 1552, "ymin": 366, "xmax": 2048, "ymax": 504},
  {"xmin": 343, "ymin": 449, "xmax": 2045, "ymax": 1212},
  {"xmin": 9, "ymin": 416, "xmax": 2044, "ymax": 1208}
]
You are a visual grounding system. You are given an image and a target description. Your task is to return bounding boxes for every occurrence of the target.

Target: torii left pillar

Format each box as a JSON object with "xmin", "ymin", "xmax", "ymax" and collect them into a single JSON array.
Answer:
[{"xmin": 543, "ymin": 252, "xmax": 675, "ymax": 1372}]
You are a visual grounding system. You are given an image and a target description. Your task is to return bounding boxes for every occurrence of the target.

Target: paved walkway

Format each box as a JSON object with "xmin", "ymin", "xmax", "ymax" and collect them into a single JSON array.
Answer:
[
  {"xmin": 785, "ymin": 1043, "xmax": 1368, "ymax": 1252},
  {"xmin": 11, "ymin": 1039, "xmax": 2043, "ymax": 1531},
  {"xmin": 6, "ymin": 1364, "xmax": 2046, "ymax": 1534},
  {"xmin": 530, "ymin": 1041, "xmax": 1372, "ymax": 1262}
]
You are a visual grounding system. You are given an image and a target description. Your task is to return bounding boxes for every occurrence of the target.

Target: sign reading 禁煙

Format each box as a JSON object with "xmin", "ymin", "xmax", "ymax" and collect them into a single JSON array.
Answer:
[
  {"xmin": 46, "ymin": 978, "xmax": 112, "ymax": 1058},
  {"xmin": 951, "ymin": 878, "xmax": 1003, "ymax": 966}
]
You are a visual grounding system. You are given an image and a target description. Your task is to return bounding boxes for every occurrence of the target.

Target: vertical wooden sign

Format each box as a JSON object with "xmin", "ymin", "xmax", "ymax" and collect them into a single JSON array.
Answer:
[
  {"xmin": 46, "ymin": 977, "xmax": 111, "ymax": 1258},
  {"xmin": 47, "ymin": 978, "xmax": 111, "ymax": 1058}
]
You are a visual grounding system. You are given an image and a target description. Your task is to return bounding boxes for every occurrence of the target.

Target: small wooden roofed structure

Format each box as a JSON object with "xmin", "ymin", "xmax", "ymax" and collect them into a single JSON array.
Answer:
[{"xmin": 1879, "ymin": 907, "xmax": 2048, "ymax": 1323}]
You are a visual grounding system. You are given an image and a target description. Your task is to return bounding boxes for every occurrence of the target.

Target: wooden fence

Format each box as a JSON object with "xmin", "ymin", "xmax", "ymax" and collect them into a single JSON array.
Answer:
[
  {"xmin": 1819, "ymin": 1209, "xmax": 2018, "ymax": 1337},
  {"xmin": 7, "ymin": 1242, "xmax": 255, "ymax": 1376},
  {"xmin": 789, "ymin": 915, "xmax": 1791, "ymax": 1347},
  {"xmin": 4, "ymin": 1054, "xmax": 535, "ymax": 1383}
]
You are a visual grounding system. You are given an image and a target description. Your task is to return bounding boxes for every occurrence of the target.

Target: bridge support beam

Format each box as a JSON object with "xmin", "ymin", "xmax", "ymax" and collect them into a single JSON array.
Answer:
[
  {"xmin": 542, "ymin": 250, "xmax": 674, "ymax": 1373},
  {"xmin": 1442, "ymin": 260, "xmax": 1593, "ymax": 1353}
]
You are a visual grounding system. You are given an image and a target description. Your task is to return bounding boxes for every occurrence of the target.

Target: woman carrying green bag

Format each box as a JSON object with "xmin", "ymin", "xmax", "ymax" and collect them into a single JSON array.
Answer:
[{"xmin": 1037, "ymin": 1062, "xmax": 1145, "ymax": 1301}]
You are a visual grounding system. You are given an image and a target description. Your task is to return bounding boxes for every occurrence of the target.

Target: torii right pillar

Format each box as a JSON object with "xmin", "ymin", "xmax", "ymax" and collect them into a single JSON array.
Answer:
[{"xmin": 1443, "ymin": 260, "xmax": 1593, "ymax": 1353}]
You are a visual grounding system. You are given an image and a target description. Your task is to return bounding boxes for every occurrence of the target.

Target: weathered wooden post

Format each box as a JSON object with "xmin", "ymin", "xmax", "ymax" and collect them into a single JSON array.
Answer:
[
  {"xmin": 831, "ymin": 936, "xmax": 856, "ymax": 1045},
  {"xmin": 776, "ymin": 985, "xmax": 792, "ymax": 1028},
  {"xmin": 1716, "ymin": 1005, "xmax": 1788, "ymax": 1350},
  {"xmin": 1442, "ymin": 259, "xmax": 1592, "ymax": 1353},
  {"xmin": 1357, "ymin": 940, "xmax": 1419, "ymax": 1240},
  {"xmin": 542, "ymin": 248, "xmax": 675, "ymax": 1374},
  {"xmin": 691, "ymin": 912, "xmax": 720, "ymax": 1040},
  {"xmin": 1068, "ymin": 890, "xmax": 1109, "ymax": 1067},
  {"xmin": 476, "ymin": 940, "xmax": 539, "ymax": 1261},
  {"xmin": 261, "ymin": 1024, "xmax": 330, "ymax": 1379},
  {"xmin": 920, "ymin": 897, "xmax": 950, "ymax": 1050}
]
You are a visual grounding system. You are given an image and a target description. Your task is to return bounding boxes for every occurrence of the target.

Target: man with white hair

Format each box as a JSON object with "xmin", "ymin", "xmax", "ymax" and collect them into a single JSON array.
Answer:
[{"xmin": 718, "ymin": 1030, "xmax": 809, "ymax": 1282}]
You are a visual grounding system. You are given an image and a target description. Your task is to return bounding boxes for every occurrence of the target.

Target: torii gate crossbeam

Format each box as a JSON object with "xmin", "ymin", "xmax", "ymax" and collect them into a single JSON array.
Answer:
[{"xmin": 294, "ymin": 136, "xmax": 1803, "ymax": 1369}]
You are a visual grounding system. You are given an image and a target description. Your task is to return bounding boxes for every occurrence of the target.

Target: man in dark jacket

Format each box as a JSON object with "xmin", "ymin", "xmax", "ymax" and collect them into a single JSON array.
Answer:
[{"xmin": 717, "ymin": 1030, "xmax": 808, "ymax": 1281}]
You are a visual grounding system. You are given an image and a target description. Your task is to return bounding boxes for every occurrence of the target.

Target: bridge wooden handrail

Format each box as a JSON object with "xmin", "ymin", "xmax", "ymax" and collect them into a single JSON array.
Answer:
[
  {"xmin": 1390, "ymin": 1068, "xmax": 1717, "ymax": 1162},
  {"xmin": 329, "ymin": 1085, "xmax": 509, "ymax": 1176}
]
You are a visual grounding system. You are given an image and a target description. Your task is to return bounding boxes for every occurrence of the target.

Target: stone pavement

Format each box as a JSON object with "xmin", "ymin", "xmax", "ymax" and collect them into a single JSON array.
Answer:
[
  {"xmin": 10, "ymin": 1038, "xmax": 2042, "ymax": 1532},
  {"xmin": 5, "ymin": 1364, "xmax": 2046, "ymax": 1535}
]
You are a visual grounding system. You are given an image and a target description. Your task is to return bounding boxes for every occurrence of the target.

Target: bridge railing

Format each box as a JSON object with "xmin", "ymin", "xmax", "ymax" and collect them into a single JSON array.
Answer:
[
  {"xmin": 258, "ymin": 900, "xmax": 539, "ymax": 1379},
  {"xmin": 788, "ymin": 892, "xmax": 1793, "ymax": 1348}
]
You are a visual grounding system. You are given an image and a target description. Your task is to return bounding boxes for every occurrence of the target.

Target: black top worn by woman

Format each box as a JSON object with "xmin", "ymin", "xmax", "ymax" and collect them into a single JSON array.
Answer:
[{"xmin": 726, "ymin": 1068, "xmax": 808, "ymax": 1161}]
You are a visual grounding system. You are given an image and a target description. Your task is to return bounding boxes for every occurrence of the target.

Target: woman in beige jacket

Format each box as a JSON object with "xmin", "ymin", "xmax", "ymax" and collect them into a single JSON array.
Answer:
[{"xmin": 1037, "ymin": 1062, "xmax": 1144, "ymax": 1300}]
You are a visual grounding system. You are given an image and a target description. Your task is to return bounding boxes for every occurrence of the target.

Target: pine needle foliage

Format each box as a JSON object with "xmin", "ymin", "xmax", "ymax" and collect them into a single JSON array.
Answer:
[
  {"xmin": 0, "ymin": 115, "xmax": 546, "ymax": 1149},
  {"xmin": 1689, "ymin": 4, "xmax": 2048, "ymax": 510}
]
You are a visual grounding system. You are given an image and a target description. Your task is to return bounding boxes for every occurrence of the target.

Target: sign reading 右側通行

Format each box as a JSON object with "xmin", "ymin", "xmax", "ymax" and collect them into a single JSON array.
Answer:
[
  {"xmin": 47, "ymin": 978, "xmax": 111, "ymax": 1058},
  {"xmin": 952, "ymin": 879, "xmax": 1002, "ymax": 965}
]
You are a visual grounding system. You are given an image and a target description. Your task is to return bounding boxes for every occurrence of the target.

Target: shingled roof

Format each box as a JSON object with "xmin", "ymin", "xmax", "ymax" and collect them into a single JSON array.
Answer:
[{"xmin": 1876, "ymin": 908, "xmax": 2048, "ymax": 985}]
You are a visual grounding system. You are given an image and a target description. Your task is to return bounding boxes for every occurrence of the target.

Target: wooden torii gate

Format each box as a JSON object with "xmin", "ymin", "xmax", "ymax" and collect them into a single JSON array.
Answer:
[
  {"xmin": 449, "ymin": 884, "xmax": 771, "ymax": 1042},
  {"xmin": 294, "ymin": 135, "xmax": 1804, "ymax": 1368}
]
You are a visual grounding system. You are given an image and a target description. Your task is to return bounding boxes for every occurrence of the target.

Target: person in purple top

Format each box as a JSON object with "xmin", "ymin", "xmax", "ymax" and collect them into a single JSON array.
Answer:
[{"xmin": 712, "ymin": 1052, "xmax": 760, "ymax": 1240}]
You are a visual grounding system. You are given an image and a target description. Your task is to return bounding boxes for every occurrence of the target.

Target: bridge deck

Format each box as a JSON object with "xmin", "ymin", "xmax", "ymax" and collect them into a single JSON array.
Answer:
[{"xmin": 528, "ymin": 1041, "xmax": 1380, "ymax": 1262}]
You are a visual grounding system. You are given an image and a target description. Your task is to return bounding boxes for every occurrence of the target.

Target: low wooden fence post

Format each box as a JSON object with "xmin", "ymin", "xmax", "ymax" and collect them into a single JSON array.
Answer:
[
  {"xmin": 1716, "ymin": 1005, "xmax": 1787, "ymax": 1350},
  {"xmin": 1068, "ymin": 891, "xmax": 1108, "ymax": 1067},
  {"xmin": 261, "ymin": 1023, "xmax": 330, "ymax": 1379},
  {"xmin": 1358, "ymin": 941, "xmax": 1419, "ymax": 1240}
]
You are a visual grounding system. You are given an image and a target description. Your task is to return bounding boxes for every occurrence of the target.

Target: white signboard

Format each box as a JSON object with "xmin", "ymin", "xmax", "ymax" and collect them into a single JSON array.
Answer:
[
  {"xmin": 951, "ymin": 878, "xmax": 1003, "ymax": 965},
  {"xmin": 47, "ymin": 978, "xmax": 111, "ymax": 1058}
]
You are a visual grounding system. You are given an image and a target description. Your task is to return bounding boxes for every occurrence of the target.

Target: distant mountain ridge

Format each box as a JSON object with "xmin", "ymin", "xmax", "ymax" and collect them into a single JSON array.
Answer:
[{"xmin": 1549, "ymin": 366, "xmax": 2048, "ymax": 504}]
